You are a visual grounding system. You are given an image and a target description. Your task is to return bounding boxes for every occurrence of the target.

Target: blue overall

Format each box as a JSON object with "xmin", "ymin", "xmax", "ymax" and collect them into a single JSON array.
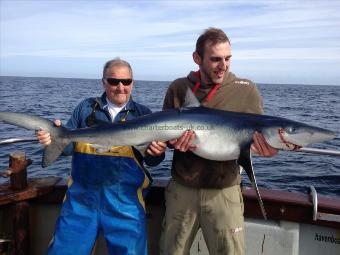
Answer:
[{"xmin": 47, "ymin": 94, "xmax": 163, "ymax": 255}]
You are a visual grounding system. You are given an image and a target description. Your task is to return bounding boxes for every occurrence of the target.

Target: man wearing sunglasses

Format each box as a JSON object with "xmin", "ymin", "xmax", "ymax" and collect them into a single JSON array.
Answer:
[{"xmin": 37, "ymin": 58, "xmax": 166, "ymax": 255}]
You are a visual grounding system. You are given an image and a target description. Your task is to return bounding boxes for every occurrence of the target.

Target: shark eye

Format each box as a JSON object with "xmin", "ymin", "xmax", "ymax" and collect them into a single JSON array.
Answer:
[{"xmin": 287, "ymin": 127, "xmax": 296, "ymax": 133}]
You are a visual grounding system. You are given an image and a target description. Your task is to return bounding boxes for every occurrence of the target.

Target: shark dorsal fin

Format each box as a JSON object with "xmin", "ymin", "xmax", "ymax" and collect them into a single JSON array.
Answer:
[{"xmin": 183, "ymin": 86, "xmax": 200, "ymax": 108}]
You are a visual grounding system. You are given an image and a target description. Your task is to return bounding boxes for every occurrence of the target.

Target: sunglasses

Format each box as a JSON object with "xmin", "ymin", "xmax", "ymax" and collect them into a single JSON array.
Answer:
[{"xmin": 104, "ymin": 78, "xmax": 133, "ymax": 86}]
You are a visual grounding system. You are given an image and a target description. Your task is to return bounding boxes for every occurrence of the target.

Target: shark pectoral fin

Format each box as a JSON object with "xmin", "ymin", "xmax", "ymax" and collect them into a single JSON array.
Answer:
[
  {"xmin": 238, "ymin": 146, "xmax": 267, "ymax": 220},
  {"xmin": 133, "ymin": 143, "xmax": 150, "ymax": 157}
]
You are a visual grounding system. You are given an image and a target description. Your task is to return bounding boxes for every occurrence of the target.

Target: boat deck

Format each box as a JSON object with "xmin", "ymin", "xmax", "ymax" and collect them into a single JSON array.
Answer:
[{"xmin": 1, "ymin": 177, "xmax": 340, "ymax": 254}]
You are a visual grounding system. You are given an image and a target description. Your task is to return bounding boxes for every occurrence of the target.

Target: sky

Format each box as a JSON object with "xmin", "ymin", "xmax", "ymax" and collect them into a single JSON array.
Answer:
[{"xmin": 1, "ymin": 0, "xmax": 340, "ymax": 85}]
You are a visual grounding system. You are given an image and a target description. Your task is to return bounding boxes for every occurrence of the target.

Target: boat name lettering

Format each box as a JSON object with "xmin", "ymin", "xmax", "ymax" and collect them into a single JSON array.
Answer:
[{"xmin": 314, "ymin": 233, "xmax": 340, "ymax": 244}]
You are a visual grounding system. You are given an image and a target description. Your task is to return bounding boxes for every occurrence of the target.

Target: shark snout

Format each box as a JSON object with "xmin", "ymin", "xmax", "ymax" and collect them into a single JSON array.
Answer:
[
  {"xmin": 311, "ymin": 129, "xmax": 336, "ymax": 143},
  {"xmin": 298, "ymin": 127, "xmax": 337, "ymax": 146}
]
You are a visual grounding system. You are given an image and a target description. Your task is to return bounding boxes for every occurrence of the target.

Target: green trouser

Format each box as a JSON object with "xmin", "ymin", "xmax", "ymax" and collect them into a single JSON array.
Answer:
[{"xmin": 160, "ymin": 179, "xmax": 245, "ymax": 255}]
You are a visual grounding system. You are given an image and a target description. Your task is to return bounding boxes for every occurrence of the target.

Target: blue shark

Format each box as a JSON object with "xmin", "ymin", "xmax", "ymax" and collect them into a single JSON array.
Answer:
[{"xmin": 0, "ymin": 92, "xmax": 336, "ymax": 219}]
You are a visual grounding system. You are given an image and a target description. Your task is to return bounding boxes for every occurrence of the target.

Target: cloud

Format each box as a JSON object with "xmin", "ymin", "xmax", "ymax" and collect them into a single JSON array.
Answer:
[
  {"xmin": 235, "ymin": 47, "xmax": 340, "ymax": 60},
  {"xmin": 1, "ymin": 0, "xmax": 340, "ymax": 84}
]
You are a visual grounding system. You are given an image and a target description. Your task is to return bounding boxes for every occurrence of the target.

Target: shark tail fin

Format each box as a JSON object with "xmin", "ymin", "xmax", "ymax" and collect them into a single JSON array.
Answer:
[
  {"xmin": 42, "ymin": 129, "xmax": 69, "ymax": 167},
  {"xmin": 238, "ymin": 146, "xmax": 267, "ymax": 220},
  {"xmin": 0, "ymin": 111, "xmax": 70, "ymax": 167}
]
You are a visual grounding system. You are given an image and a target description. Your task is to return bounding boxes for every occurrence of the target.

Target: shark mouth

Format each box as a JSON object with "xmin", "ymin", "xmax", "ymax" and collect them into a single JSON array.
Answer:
[{"xmin": 278, "ymin": 128, "xmax": 302, "ymax": 151}]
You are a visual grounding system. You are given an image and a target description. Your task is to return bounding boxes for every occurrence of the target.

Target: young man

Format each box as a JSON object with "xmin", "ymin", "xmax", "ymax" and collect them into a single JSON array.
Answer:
[
  {"xmin": 37, "ymin": 58, "xmax": 166, "ymax": 255},
  {"xmin": 160, "ymin": 28, "xmax": 277, "ymax": 255}
]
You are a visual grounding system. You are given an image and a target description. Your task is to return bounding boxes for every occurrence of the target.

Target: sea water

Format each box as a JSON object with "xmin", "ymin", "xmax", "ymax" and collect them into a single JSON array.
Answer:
[{"xmin": 0, "ymin": 76, "xmax": 339, "ymax": 197}]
